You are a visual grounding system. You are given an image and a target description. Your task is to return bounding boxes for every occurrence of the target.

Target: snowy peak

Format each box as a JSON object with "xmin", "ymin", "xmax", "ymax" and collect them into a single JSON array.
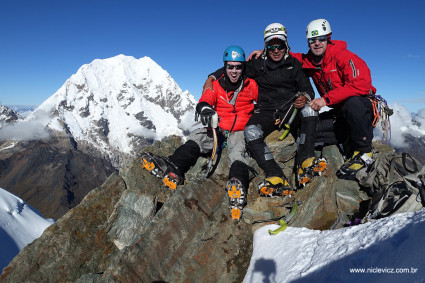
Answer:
[
  {"xmin": 26, "ymin": 55, "xmax": 197, "ymax": 167},
  {"xmin": 64, "ymin": 54, "xmax": 195, "ymax": 118},
  {"xmin": 0, "ymin": 105, "xmax": 21, "ymax": 127}
]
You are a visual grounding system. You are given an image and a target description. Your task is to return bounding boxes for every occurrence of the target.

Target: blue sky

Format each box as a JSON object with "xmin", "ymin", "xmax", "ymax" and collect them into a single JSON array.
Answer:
[{"xmin": 0, "ymin": 0, "xmax": 424, "ymax": 113}]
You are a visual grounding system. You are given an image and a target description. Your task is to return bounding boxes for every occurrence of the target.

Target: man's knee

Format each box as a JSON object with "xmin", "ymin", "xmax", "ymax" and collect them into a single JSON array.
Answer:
[
  {"xmin": 301, "ymin": 105, "xmax": 318, "ymax": 118},
  {"xmin": 341, "ymin": 96, "xmax": 373, "ymax": 123},
  {"xmin": 245, "ymin": 124, "xmax": 264, "ymax": 143},
  {"xmin": 188, "ymin": 128, "xmax": 213, "ymax": 154},
  {"xmin": 341, "ymin": 96, "xmax": 370, "ymax": 113}
]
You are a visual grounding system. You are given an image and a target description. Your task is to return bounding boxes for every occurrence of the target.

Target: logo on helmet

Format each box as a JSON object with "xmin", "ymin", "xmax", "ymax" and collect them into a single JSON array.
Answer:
[
  {"xmin": 311, "ymin": 30, "xmax": 319, "ymax": 36},
  {"xmin": 231, "ymin": 51, "xmax": 242, "ymax": 60},
  {"xmin": 265, "ymin": 26, "xmax": 286, "ymax": 35}
]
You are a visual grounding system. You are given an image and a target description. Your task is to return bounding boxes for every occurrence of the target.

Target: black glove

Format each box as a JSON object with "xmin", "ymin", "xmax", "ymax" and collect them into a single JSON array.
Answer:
[{"xmin": 195, "ymin": 102, "xmax": 218, "ymax": 127}]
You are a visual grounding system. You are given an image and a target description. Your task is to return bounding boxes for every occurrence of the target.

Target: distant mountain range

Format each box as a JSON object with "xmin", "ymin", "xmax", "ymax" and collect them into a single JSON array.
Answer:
[
  {"xmin": 5, "ymin": 105, "xmax": 37, "ymax": 118},
  {"xmin": 0, "ymin": 106, "xmax": 21, "ymax": 126}
]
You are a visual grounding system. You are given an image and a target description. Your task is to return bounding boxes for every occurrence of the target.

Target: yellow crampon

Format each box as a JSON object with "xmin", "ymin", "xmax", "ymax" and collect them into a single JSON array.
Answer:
[
  {"xmin": 258, "ymin": 177, "xmax": 292, "ymax": 197},
  {"xmin": 163, "ymin": 176, "xmax": 177, "ymax": 190},
  {"xmin": 314, "ymin": 158, "xmax": 327, "ymax": 173},
  {"xmin": 226, "ymin": 178, "xmax": 245, "ymax": 221},
  {"xmin": 231, "ymin": 208, "xmax": 242, "ymax": 220},
  {"xmin": 141, "ymin": 157, "xmax": 155, "ymax": 172},
  {"xmin": 228, "ymin": 184, "xmax": 242, "ymax": 199}
]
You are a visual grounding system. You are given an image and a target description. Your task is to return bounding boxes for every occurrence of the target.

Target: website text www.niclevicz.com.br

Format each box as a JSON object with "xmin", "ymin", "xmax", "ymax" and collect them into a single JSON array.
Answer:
[{"xmin": 349, "ymin": 267, "xmax": 418, "ymax": 274}]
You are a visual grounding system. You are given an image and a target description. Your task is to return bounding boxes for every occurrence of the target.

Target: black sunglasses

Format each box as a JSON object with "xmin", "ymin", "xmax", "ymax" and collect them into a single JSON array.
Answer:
[
  {"xmin": 267, "ymin": 44, "xmax": 285, "ymax": 52},
  {"xmin": 226, "ymin": 64, "xmax": 243, "ymax": 70},
  {"xmin": 308, "ymin": 36, "xmax": 329, "ymax": 44}
]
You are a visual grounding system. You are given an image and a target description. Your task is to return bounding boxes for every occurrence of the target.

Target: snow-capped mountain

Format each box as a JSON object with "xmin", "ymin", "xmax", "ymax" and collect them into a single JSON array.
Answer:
[
  {"xmin": 0, "ymin": 106, "xmax": 21, "ymax": 127},
  {"xmin": 6, "ymin": 105, "xmax": 37, "ymax": 118},
  {"xmin": 25, "ymin": 55, "xmax": 197, "ymax": 167},
  {"xmin": 0, "ymin": 187, "xmax": 54, "ymax": 270}
]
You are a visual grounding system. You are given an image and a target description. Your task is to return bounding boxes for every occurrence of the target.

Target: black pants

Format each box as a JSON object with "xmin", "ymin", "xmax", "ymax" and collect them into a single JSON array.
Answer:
[
  {"xmin": 316, "ymin": 96, "xmax": 374, "ymax": 155},
  {"xmin": 245, "ymin": 106, "xmax": 317, "ymax": 178},
  {"xmin": 168, "ymin": 133, "xmax": 250, "ymax": 189}
]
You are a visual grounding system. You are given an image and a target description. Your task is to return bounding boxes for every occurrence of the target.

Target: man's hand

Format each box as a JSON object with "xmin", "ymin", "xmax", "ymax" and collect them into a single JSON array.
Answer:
[
  {"xmin": 202, "ymin": 77, "xmax": 215, "ymax": 94},
  {"xmin": 247, "ymin": 50, "xmax": 262, "ymax": 61},
  {"xmin": 309, "ymin": 97, "xmax": 326, "ymax": 111},
  {"xmin": 196, "ymin": 104, "xmax": 218, "ymax": 128},
  {"xmin": 294, "ymin": 95, "xmax": 308, "ymax": 109}
]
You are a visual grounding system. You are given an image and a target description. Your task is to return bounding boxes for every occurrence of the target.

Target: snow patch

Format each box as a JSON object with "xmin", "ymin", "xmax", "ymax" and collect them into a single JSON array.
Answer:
[
  {"xmin": 244, "ymin": 209, "xmax": 425, "ymax": 282},
  {"xmin": 0, "ymin": 188, "xmax": 54, "ymax": 270}
]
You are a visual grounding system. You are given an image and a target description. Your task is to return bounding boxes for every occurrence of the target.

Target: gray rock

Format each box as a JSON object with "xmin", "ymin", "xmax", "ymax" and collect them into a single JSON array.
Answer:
[{"xmin": 0, "ymin": 133, "xmax": 396, "ymax": 282}]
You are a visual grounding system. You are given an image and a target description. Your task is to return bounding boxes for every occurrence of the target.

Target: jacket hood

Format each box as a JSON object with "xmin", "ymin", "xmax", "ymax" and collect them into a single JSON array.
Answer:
[
  {"xmin": 322, "ymin": 40, "xmax": 347, "ymax": 64},
  {"xmin": 326, "ymin": 40, "xmax": 347, "ymax": 54}
]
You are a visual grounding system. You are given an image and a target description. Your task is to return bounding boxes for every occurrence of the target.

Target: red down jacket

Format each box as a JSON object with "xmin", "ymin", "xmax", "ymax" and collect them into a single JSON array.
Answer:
[
  {"xmin": 199, "ymin": 78, "xmax": 258, "ymax": 131},
  {"xmin": 291, "ymin": 40, "xmax": 377, "ymax": 106}
]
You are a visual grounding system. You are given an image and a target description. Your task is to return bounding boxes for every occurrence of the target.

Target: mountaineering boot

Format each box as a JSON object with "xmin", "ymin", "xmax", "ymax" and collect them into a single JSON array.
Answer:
[
  {"xmin": 139, "ymin": 152, "xmax": 183, "ymax": 190},
  {"xmin": 225, "ymin": 178, "xmax": 246, "ymax": 220},
  {"xmin": 140, "ymin": 152, "xmax": 164, "ymax": 177},
  {"xmin": 297, "ymin": 157, "xmax": 328, "ymax": 186},
  {"xmin": 258, "ymin": 176, "xmax": 294, "ymax": 197},
  {"xmin": 336, "ymin": 151, "xmax": 373, "ymax": 180}
]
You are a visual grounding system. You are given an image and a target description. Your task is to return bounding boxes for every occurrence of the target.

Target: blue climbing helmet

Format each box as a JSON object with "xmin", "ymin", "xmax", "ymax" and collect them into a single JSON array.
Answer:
[{"xmin": 223, "ymin": 46, "xmax": 246, "ymax": 62}]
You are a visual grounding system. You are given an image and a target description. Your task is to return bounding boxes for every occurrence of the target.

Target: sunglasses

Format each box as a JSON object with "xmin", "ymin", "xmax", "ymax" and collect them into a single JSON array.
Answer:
[
  {"xmin": 308, "ymin": 36, "xmax": 329, "ymax": 44},
  {"xmin": 267, "ymin": 44, "xmax": 285, "ymax": 52},
  {"xmin": 226, "ymin": 64, "xmax": 243, "ymax": 70}
]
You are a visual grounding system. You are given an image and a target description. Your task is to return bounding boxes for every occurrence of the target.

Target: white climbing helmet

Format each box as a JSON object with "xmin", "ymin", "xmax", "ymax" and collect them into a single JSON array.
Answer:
[
  {"xmin": 306, "ymin": 19, "xmax": 332, "ymax": 39},
  {"xmin": 264, "ymin": 23, "xmax": 287, "ymax": 43}
]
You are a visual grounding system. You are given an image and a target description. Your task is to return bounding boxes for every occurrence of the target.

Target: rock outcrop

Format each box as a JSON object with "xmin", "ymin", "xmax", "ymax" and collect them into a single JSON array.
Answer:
[{"xmin": 0, "ymin": 133, "xmax": 395, "ymax": 282}]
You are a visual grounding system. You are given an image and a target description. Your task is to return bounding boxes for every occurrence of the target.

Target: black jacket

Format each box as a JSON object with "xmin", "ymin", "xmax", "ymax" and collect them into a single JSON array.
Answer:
[{"xmin": 211, "ymin": 55, "xmax": 314, "ymax": 111}]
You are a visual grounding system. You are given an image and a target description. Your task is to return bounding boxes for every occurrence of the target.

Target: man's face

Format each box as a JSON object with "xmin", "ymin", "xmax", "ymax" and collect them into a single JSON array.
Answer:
[
  {"xmin": 225, "ymin": 61, "xmax": 243, "ymax": 83},
  {"xmin": 267, "ymin": 38, "xmax": 286, "ymax": 62},
  {"xmin": 308, "ymin": 35, "xmax": 329, "ymax": 57}
]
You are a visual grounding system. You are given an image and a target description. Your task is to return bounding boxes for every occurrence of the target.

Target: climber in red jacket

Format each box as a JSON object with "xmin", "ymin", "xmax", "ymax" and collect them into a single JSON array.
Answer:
[
  {"xmin": 141, "ymin": 46, "xmax": 258, "ymax": 220},
  {"xmin": 293, "ymin": 19, "xmax": 376, "ymax": 179}
]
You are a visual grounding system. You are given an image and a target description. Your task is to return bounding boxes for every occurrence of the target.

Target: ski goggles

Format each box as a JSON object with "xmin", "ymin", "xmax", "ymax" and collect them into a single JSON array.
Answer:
[
  {"xmin": 226, "ymin": 64, "xmax": 243, "ymax": 70},
  {"xmin": 267, "ymin": 44, "xmax": 285, "ymax": 52},
  {"xmin": 308, "ymin": 36, "xmax": 329, "ymax": 44}
]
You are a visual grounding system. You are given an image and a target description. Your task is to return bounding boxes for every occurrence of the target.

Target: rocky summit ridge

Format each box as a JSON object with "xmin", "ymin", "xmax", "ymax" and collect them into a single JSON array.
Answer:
[{"xmin": 0, "ymin": 131, "xmax": 396, "ymax": 282}]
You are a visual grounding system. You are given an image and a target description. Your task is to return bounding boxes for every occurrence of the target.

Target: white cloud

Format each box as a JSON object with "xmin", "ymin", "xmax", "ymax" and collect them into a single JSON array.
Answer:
[
  {"xmin": 0, "ymin": 121, "xmax": 51, "ymax": 141},
  {"xmin": 377, "ymin": 103, "xmax": 425, "ymax": 148},
  {"xmin": 407, "ymin": 54, "xmax": 422, "ymax": 59},
  {"xmin": 178, "ymin": 109, "xmax": 200, "ymax": 133}
]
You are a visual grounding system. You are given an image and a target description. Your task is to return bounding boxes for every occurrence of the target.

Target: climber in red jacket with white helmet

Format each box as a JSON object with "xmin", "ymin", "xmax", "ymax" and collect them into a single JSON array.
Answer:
[{"xmin": 291, "ymin": 19, "xmax": 377, "ymax": 179}]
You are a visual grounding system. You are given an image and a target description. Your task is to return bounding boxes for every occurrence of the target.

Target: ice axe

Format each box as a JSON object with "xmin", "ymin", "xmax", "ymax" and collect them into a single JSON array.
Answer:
[
  {"xmin": 278, "ymin": 107, "xmax": 298, "ymax": 141},
  {"xmin": 202, "ymin": 113, "xmax": 220, "ymax": 178}
]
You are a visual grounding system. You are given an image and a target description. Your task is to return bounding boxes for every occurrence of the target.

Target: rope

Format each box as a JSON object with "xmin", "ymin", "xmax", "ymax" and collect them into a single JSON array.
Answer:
[{"xmin": 369, "ymin": 94, "xmax": 393, "ymax": 144}]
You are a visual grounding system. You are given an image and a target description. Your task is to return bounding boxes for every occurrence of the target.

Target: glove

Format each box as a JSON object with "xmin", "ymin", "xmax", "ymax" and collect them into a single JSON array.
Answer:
[{"xmin": 195, "ymin": 103, "xmax": 219, "ymax": 128}]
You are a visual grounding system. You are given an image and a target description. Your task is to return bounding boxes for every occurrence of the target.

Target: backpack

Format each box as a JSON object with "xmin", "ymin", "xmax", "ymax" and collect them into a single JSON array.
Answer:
[{"xmin": 356, "ymin": 152, "xmax": 425, "ymax": 220}]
